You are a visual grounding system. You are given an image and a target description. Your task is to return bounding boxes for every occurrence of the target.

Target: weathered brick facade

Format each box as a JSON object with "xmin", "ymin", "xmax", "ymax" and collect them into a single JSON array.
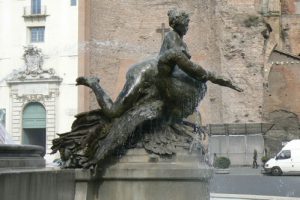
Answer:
[
  {"xmin": 264, "ymin": 50, "xmax": 300, "ymax": 121},
  {"xmin": 79, "ymin": 0, "xmax": 300, "ymax": 126}
]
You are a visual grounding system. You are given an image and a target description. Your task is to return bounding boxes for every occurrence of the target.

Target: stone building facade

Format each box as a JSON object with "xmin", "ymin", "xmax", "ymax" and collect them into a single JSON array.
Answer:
[
  {"xmin": 6, "ymin": 50, "xmax": 62, "ymax": 151},
  {"xmin": 0, "ymin": 0, "xmax": 79, "ymax": 158}
]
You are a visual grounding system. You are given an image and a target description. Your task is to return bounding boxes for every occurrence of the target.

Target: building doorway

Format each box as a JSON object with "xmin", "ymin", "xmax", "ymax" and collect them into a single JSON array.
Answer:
[{"xmin": 22, "ymin": 102, "xmax": 46, "ymax": 149}]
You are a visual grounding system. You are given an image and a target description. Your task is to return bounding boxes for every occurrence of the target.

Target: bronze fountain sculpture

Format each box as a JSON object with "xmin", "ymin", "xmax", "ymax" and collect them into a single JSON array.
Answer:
[{"xmin": 51, "ymin": 9, "xmax": 242, "ymax": 169}]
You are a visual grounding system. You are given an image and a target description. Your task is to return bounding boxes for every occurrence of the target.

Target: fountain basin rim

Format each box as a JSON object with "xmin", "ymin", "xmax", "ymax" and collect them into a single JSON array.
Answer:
[{"xmin": 0, "ymin": 144, "xmax": 45, "ymax": 157}]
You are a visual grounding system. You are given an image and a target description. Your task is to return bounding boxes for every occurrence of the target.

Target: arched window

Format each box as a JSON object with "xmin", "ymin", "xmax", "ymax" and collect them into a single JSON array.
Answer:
[{"xmin": 22, "ymin": 102, "xmax": 46, "ymax": 149}]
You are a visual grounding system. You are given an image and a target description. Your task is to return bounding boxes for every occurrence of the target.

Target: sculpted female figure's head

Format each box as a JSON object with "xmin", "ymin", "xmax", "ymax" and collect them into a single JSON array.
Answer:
[{"xmin": 168, "ymin": 9, "xmax": 190, "ymax": 36}]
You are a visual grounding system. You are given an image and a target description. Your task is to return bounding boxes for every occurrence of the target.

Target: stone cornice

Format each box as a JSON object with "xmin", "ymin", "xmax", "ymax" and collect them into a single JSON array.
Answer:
[{"xmin": 6, "ymin": 77, "xmax": 62, "ymax": 85}]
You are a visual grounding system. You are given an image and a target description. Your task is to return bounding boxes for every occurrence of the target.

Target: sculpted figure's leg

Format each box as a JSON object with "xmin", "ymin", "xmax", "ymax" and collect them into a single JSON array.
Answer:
[
  {"xmin": 76, "ymin": 76, "xmax": 113, "ymax": 110},
  {"xmin": 76, "ymin": 76, "xmax": 144, "ymax": 118}
]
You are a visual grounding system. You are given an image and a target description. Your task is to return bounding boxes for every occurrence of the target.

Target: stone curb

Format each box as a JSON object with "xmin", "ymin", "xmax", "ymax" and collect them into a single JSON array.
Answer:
[
  {"xmin": 211, "ymin": 193, "xmax": 300, "ymax": 200},
  {"xmin": 214, "ymin": 168, "xmax": 230, "ymax": 174}
]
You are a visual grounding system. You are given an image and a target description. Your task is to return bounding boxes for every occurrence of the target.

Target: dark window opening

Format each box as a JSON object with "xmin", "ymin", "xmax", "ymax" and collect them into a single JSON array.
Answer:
[{"xmin": 30, "ymin": 27, "xmax": 45, "ymax": 43}]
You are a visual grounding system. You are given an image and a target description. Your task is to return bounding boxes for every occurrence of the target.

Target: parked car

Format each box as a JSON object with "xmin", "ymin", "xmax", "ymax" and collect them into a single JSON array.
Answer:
[{"xmin": 263, "ymin": 140, "xmax": 300, "ymax": 176}]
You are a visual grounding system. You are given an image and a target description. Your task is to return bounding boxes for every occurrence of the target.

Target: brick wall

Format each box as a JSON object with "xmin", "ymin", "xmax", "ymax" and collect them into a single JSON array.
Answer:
[
  {"xmin": 84, "ymin": 0, "xmax": 269, "ymax": 124},
  {"xmin": 282, "ymin": 16, "xmax": 300, "ymax": 55},
  {"xmin": 265, "ymin": 64, "xmax": 300, "ymax": 118},
  {"xmin": 281, "ymin": 0, "xmax": 300, "ymax": 14}
]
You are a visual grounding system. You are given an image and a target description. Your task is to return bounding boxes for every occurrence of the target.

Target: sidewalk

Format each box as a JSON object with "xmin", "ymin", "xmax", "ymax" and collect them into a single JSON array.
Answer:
[
  {"xmin": 211, "ymin": 193, "xmax": 300, "ymax": 200},
  {"xmin": 222, "ymin": 166, "xmax": 263, "ymax": 176}
]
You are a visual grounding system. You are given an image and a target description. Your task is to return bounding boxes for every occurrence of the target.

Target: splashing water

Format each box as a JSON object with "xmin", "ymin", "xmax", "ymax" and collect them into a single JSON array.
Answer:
[
  {"xmin": 194, "ymin": 110, "xmax": 211, "ymax": 165},
  {"xmin": 0, "ymin": 124, "xmax": 14, "ymax": 144}
]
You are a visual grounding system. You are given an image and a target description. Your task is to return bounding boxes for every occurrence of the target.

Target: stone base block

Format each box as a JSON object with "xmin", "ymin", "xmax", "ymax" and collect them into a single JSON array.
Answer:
[{"xmin": 75, "ymin": 148, "xmax": 213, "ymax": 200}]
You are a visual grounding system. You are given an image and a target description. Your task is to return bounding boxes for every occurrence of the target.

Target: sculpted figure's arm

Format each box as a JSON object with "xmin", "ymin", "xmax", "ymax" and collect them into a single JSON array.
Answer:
[
  {"xmin": 158, "ymin": 9, "xmax": 243, "ymax": 92},
  {"xmin": 158, "ymin": 49, "xmax": 242, "ymax": 92},
  {"xmin": 205, "ymin": 71, "xmax": 243, "ymax": 92}
]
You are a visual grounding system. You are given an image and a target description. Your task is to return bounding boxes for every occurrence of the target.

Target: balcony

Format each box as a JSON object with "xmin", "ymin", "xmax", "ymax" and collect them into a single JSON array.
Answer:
[{"xmin": 23, "ymin": 6, "xmax": 49, "ymax": 19}]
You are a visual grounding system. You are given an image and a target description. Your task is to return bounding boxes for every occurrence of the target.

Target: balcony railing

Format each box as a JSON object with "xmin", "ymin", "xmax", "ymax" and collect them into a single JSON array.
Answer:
[{"xmin": 23, "ymin": 6, "xmax": 48, "ymax": 18}]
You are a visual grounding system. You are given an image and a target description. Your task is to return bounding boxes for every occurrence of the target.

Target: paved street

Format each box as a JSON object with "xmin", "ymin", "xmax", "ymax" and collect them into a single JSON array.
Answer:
[{"xmin": 210, "ymin": 167, "xmax": 300, "ymax": 198}]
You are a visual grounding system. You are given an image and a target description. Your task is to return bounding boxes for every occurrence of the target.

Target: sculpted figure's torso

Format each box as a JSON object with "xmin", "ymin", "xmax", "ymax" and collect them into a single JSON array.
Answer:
[{"xmin": 156, "ymin": 30, "xmax": 207, "ymax": 119}]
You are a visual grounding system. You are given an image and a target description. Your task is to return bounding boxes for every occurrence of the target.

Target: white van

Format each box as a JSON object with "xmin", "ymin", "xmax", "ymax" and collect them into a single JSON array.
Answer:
[{"xmin": 264, "ymin": 139, "xmax": 300, "ymax": 175}]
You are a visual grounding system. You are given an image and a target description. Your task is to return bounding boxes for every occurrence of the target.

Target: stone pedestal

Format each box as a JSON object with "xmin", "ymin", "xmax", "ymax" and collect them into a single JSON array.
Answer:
[
  {"xmin": 75, "ymin": 148, "xmax": 213, "ymax": 200},
  {"xmin": 0, "ymin": 147, "xmax": 212, "ymax": 200}
]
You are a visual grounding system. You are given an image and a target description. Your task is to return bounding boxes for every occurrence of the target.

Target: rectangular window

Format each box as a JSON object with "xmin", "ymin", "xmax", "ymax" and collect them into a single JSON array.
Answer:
[
  {"xmin": 71, "ymin": 0, "xmax": 77, "ymax": 6},
  {"xmin": 31, "ymin": 0, "xmax": 41, "ymax": 14},
  {"xmin": 30, "ymin": 27, "xmax": 45, "ymax": 43}
]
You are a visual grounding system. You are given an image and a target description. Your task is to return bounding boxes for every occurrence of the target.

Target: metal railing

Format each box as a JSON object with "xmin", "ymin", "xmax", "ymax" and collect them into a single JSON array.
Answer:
[
  {"xmin": 207, "ymin": 123, "xmax": 274, "ymax": 135},
  {"xmin": 23, "ymin": 6, "xmax": 47, "ymax": 17}
]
